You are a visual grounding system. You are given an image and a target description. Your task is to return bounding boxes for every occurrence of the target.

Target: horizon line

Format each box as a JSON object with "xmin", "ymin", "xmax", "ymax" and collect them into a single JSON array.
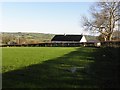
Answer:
[{"xmin": 1, "ymin": 32, "xmax": 98, "ymax": 36}]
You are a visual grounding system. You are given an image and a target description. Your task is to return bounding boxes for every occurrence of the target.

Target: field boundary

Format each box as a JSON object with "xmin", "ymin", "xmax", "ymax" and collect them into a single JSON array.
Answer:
[{"xmin": 1, "ymin": 41, "xmax": 120, "ymax": 47}]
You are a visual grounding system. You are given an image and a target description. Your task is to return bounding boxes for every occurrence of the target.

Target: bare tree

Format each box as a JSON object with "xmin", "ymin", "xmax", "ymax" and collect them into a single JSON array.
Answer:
[{"xmin": 82, "ymin": 1, "xmax": 120, "ymax": 41}]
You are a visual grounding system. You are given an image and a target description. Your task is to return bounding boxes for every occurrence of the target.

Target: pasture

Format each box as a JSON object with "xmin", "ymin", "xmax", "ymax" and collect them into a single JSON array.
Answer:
[
  {"xmin": 2, "ymin": 47, "xmax": 119, "ymax": 88},
  {"xmin": 2, "ymin": 47, "xmax": 78, "ymax": 73}
]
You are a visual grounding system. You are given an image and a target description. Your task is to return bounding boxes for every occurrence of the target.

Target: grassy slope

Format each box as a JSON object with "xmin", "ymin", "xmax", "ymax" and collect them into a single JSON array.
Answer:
[{"xmin": 2, "ymin": 32, "xmax": 55, "ymax": 43}]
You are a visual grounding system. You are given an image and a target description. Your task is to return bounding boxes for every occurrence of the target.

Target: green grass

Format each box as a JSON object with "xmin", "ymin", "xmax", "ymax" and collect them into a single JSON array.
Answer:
[
  {"xmin": 2, "ymin": 47, "xmax": 119, "ymax": 88},
  {"xmin": 89, "ymin": 47, "xmax": 120, "ymax": 88},
  {"xmin": 2, "ymin": 47, "xmax": 97, "ymax": 88},
  {"xmin": 2, "ymin": 47, "xmax": 77, "ymax": 73}
]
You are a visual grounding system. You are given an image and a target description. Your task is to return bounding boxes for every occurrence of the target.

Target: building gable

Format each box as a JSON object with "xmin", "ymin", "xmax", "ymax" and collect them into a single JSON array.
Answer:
[{"xmin": 80, "ymin": 35, "xmax": 87, "ymax": 42}]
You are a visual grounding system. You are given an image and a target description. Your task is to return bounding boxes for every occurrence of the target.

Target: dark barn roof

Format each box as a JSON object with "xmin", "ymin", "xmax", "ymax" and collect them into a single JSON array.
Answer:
[{"xmin": 51, "ymin": 35, "xmax": 83, "ymax": 41}]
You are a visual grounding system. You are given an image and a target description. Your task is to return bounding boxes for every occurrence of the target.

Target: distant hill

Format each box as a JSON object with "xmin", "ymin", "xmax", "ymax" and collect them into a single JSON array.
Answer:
[
  {"xmin": 1, "ymin": 32, "xmax": 97, "ymax": 44},
  {"xmin": 1, "ymin": 32, "xmax": 54, "ymax": 44},
  {"xmin": 85, "ymin": 35, "xmax": 97, "ymax": 41}
]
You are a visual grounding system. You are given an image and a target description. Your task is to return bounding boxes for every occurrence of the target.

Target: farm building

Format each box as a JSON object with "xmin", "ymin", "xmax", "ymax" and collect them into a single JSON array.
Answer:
[{"xmin": 51, "ymin": 34, "xmax": 87, "ymax": 43}]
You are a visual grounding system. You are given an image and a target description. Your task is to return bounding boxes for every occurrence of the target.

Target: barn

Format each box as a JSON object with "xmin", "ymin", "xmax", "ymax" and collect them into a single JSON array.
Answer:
[{"xmin": 51, "ymin": 34, "xmax": 87, "ymax": 43}]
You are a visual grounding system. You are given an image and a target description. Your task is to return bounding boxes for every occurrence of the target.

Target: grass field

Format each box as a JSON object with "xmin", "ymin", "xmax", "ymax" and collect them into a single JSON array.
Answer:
[
  {"xmin": 2, "ymin": 47, "xmax": 119, "ymax": 88},
  {"xmin": 2, "ymin": 47, "xmax": 79, "ymax": 73}
]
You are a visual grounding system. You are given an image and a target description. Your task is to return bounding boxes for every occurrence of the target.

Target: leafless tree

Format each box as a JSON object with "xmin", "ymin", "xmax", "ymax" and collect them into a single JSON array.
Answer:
[{"xmin": 82, "ymin": 1, "xmax": 120, "ymax": 41}]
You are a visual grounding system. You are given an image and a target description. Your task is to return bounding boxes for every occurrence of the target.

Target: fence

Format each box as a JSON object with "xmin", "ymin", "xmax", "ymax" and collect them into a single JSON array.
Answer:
[
  {"xmin": 1, "ymin": 41, "xmax": 120, "ymax": 47},
  {"xmin": 1, "ymin": 43, "xmax": 85, "ymax": 47}
]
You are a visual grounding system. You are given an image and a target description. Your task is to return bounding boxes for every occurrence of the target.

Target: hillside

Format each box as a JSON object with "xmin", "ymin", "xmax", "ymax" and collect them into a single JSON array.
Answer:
[
  {"xmin": 85, "ymin": 35, "xmax": 97, "ymax": 41},
  {"xmin": 1, "ymin": 32, "xmax": 97, "ymax": 44},
  {"xmin": 1, "ymin": 32, "xmax": 54, "ymax": 44}
]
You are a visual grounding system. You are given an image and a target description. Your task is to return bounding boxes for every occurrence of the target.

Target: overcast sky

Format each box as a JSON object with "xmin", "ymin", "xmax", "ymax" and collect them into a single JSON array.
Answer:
[{"xmin": 1, "ymin": 0, "xmax": 97, "ymax": 35}]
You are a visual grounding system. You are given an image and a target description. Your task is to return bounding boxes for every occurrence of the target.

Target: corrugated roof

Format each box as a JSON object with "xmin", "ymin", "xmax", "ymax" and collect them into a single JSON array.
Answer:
[{"xmin": 51, "ymin": 35, "xmax": 83, "ymax": 41}]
